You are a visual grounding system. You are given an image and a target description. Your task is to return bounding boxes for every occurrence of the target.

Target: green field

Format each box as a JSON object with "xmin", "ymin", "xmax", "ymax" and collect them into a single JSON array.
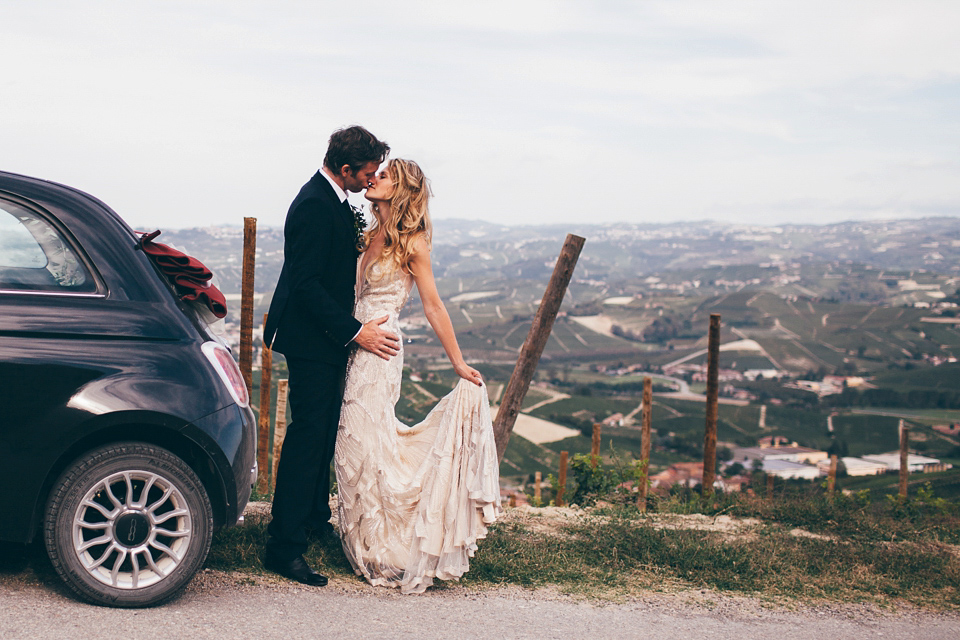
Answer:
[
  {"xmin": 500, "ymin": 433, "xmax": 558, "ymax": 479},
  {"xmin": 830, "ymin": 414, "xmax": 902, "ymax": 456},
  {"xmin": 527, "ymin": 395, "xmax": 641, "ymax": 428},
  {"xmin": 872, "ymin": 363, "xmax": 960, "ymax": 392}
]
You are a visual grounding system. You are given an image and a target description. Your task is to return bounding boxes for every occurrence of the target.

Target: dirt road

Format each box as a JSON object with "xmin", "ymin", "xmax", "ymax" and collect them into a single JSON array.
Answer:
[{"xmin": 1, "ymin": 557, "xmax": 957, "ymax": 639}]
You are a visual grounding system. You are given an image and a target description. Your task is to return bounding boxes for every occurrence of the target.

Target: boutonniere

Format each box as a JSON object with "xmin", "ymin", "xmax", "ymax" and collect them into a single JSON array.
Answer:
[{"xmin": 348, "ymin": 202, "xmax": 366, "ymax": 251}]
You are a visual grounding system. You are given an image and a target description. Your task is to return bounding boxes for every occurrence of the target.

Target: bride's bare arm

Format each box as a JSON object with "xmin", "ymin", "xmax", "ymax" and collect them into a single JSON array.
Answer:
[{"xmin": 408, "ymin": 238, "xmax": 483, "ymax": 386}]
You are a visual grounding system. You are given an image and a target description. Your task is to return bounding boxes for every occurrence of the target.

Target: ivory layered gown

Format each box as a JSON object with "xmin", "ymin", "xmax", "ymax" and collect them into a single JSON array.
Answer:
[{"xmin": 334, "ymin": 261, "xmax": 501, "ymax": 594}]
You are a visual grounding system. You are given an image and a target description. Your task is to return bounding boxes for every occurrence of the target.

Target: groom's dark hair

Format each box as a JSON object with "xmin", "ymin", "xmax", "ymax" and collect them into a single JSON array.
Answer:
[{"xmin": 323, "ymin": 126, "xmax": 390, "ymax": 174}]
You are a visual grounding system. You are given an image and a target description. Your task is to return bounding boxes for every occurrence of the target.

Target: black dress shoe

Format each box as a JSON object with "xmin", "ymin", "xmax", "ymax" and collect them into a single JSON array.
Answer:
[{"xmin": 264, "ymin": 554, "xmax": 328, "ymax": 586}]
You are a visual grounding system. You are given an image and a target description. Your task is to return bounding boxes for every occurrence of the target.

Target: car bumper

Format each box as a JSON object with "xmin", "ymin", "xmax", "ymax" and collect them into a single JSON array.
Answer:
[{"xmin": 190, "ymin": 402, "xmax": 257, "ymax": 527}]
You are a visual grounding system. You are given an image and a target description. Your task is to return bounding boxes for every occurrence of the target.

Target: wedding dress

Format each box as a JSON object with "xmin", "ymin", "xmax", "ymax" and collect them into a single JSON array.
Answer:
[{"xmin": 334, "ymin": 260, "xmax": 502, "ymax": 594}]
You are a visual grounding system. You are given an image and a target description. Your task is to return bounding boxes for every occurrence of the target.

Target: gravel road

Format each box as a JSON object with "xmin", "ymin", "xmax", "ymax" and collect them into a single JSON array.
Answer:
[{"xmin": 2, "ymin": 563, "xmax": 958, "ymax": 640}]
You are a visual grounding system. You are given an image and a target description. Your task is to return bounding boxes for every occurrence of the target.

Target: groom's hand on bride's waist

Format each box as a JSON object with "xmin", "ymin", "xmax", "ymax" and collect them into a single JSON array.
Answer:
[{"xmin": 354, "ymin": 315, "xmax": 400, "ymax": 360}]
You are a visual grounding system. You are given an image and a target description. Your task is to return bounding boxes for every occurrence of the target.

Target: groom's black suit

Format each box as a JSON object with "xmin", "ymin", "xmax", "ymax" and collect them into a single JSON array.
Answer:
[{"xmin": 263, "ymin": 171, "xmax": 362, "ymax": 562}]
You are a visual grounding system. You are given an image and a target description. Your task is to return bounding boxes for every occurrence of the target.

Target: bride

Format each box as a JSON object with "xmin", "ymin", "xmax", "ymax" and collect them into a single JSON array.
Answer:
[{"xmin": 335, "ymin": 158, "xmax": 502, "ymax": 594}]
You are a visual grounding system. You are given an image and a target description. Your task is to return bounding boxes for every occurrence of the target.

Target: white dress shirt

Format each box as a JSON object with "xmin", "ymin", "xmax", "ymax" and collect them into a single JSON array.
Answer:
[{"xmin": 319, "ymin": 167, "xmax": 348, "ymax": 203}]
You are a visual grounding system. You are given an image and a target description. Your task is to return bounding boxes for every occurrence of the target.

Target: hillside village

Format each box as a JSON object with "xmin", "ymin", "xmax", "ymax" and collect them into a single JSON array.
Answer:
[{"xmin": 159, "ymin": 217, "xmax": 960, "ymax": 501}]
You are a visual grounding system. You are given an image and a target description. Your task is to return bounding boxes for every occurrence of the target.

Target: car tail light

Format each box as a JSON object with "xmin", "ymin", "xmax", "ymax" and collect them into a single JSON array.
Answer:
[{"xmin": 201, "ymin": 342, "xmax": 249, "ymax": 407}]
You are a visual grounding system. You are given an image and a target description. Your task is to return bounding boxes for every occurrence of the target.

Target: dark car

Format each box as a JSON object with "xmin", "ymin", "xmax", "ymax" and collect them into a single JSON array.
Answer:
[{"xmin": 0, "ymin": 171, "xmax": 257, "ymax": 607}]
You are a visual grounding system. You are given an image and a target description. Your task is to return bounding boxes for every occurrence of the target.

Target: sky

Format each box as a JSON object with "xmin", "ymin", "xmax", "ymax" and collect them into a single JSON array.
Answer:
[{"xmin": 2, "ymin": 1, "xmax": 959, "ymax": 229}]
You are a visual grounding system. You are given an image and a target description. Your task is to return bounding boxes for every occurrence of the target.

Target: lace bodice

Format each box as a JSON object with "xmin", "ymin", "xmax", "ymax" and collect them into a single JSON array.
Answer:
[{"xmin": 353, "ymin": 259, "xmax": 413, "ymax": 323}]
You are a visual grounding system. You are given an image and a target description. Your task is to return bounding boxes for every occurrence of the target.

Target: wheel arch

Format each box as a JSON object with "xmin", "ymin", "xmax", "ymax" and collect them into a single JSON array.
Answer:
[{"xmin": 33, "ymin": 421, "xmax": 230, "ymax": 542}]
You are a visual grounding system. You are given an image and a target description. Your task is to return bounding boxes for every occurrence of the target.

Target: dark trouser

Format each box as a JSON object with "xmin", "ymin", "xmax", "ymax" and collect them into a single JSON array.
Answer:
[{"xmin": 266, "ymin": 356, "xmax": 345, "ymax": 562}]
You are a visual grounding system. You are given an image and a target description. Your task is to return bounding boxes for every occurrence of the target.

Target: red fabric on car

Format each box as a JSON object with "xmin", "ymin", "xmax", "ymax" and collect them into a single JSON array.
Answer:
[{"xmin": 137, "ymin": 230, "xmax": 228, "ymax": 318}]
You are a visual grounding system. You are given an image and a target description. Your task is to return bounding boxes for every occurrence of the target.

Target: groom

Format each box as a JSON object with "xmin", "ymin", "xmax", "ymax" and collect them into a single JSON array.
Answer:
[{"xmin": 262, "ymin": 125, "xmax": 399, "ymax": 586}]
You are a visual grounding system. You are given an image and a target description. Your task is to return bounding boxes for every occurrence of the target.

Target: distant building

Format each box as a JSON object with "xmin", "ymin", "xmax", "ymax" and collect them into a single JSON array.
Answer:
[
  {"xmin": 646, "ymin": 462, "xmax": 743, "ymax": 492},
  {"xmin": 785, "ymin": 375, "xmax": 867, "ymax": 397},
  {"xmin": 816, "ymin": 456, "xmax": 887, "ymax": 476},
  {"xmin": 743, "ymin": 369, "xmax": 781, "ymax": 381},
  {"xmin": 692, "ymin": 368, "xmax": 742, "ymax": 383},
  {"xmin": 731, "ymin": 444, "xmax": 828, "ymax": 466},
  {"xmin": 862, "ymin": 453, "xmax": 952, "ymax": 473},
  {"xmin": 789, "ymin": 380, "xmax": 824, "ymax": 394},
  {"xmin": 720, "ymin": 474, "xmax": 751, "ymax": 492},
  {"xmin": 820, "ymin": 376, "xmax": 847, "ymax": 395},
  {"xmin": 722, "ymin": 384, "xmax": 756, "ymax": 401},
  {"xmin": 651, "ymin": 462, "xmax": 704, "ymax": 489},
  {"xmin": 602, "ymin": 413, "xmax": 624, "ymax": 427},
  {"xmin": 761, "ymin": 459, "xmax": 822, "ymax": 480},
  {"xmin": 899, "ymin": 280, "xmax": 942, "ymax": 292}
]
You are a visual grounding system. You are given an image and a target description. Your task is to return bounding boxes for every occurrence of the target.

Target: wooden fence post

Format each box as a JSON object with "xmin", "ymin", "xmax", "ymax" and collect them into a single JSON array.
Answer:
[
  {"xmin": 591, "ymin": 423, "xmax": 602, "ymax": 468},
  {"xmin": 239, "ymin": 217, "xmax": 257, "ymax": 398},
  {"xmin": 899, "ymin": 421, "xmax": 909, "ymax": 500},
  {"xmin": 272, "ymin": 379, "xmax": 289, "ymax": 491},
  {"xmin": 493, "ymin": 234, "xmax": 585, "ymax": 460},
  {"xmin": 534, "ymin": 471, "xmax": 542, "ymax": 505},
  {"xmin": 766, "ymin": 473, "xmax": 775, "ymax": 501},
  {"xmin": 257, "ymin": 313, "xmax": 271, "ymax": 494},
  {"xmin": 638, "ymin": 376, "xmax": 652, "ymax": 511},
  {"xmin": 556, "ymin": 451, "xmax": 569, "ymax": 507},
  {"xmin": 827, "ymin": 454, "xmax": 837, "ymax": 494},
  {"xmin": 701, "ymin": 313, "xmax": 721, "ymax": 498}
]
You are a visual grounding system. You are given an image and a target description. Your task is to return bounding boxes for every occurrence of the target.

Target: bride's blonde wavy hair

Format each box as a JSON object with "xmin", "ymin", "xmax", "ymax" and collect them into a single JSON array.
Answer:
[{"xmin": 363, "ymin": 158, "xmax": 432, "ymax": 280}]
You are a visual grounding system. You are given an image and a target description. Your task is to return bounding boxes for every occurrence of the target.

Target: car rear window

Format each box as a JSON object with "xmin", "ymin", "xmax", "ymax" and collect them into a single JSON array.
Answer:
[{"xmin": 0, "ymin": 200, "xmax": 97, "ymax": 293}]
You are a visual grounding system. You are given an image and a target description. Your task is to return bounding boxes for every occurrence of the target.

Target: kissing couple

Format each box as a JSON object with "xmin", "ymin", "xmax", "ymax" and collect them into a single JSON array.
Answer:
[{"xmin": 262, "ymin": 126, "xmax": 502, "ymax": 594}]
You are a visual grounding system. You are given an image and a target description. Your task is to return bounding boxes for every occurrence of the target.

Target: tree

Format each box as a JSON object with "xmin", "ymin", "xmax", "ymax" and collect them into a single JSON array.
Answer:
[
  {"xmin": 835, "ymin": 460, "xmax": 848, "ymax": 478},
  {"xmin": 827, "ymin": 438, "xmax": 849, "ymax": 458},
  {"xmin": 725, "ymin": 462, "xmax": 746, "ymax": 477}
]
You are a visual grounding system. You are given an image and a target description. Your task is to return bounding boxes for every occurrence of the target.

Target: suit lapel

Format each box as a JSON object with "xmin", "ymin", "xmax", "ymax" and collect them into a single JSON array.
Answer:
[
  {"xmin": 310, "ymin": 172, "xmax": 354, "ymax": 229},
  {"xmin": 308, "ymin": 173, "xmax": 360, "ymax": 269}
]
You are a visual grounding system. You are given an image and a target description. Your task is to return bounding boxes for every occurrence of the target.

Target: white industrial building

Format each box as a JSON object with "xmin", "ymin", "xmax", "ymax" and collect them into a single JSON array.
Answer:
[
  {"xmin": 731, "ymin": 445, "xmax": 828, "ymax": 466},
  {"xmin": 816, "ymin": 456, "xmax": 887, "ymax": 477},
  {"xmin": 761, "ymin": 459, "xmax": 822, "ymax": 480},
  {"xmin": 861, "ymin": 453, "xmax": 952, "ymax": 473}
]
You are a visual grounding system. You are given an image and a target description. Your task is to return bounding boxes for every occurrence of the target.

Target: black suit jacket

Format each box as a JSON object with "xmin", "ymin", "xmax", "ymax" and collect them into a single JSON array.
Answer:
[{"xmin": 263, "ymin": 172, "xmax": 362, "ymax": 365}]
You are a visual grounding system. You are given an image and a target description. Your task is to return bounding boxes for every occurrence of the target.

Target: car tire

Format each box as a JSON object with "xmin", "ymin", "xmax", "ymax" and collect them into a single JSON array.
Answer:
[{"xmin": 44, "ymin": 442, "xmax": 213, "ymax": 607}]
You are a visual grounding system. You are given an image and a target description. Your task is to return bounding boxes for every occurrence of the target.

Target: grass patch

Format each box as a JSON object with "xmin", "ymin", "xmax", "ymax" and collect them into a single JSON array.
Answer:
[
  {"xmin": 454, "ymin": 506, "xmax": 960, "ymax": 606},
  {"xmin": 722, "ymin": 485, "xmax": 960, "ymax": 545},
  {"xmin": 553, "ymin": 517, "xmax": 958, "ymax": 602},
  {"xmin": 207, "ymin": 490, "xmax": 960, "ymax": 608}
]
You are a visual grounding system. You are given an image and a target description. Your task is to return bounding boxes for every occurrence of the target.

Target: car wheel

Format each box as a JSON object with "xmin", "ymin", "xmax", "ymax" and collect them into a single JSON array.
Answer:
[{"xmin": 44, "ymin": 442, "xmax": 213, "ymax": 607}]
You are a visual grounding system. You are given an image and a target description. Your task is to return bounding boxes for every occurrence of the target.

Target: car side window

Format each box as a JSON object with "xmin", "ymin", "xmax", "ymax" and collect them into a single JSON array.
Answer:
[{"xmin": 0, "ymin": 200, "xmax": 97, "ymax": 292}]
